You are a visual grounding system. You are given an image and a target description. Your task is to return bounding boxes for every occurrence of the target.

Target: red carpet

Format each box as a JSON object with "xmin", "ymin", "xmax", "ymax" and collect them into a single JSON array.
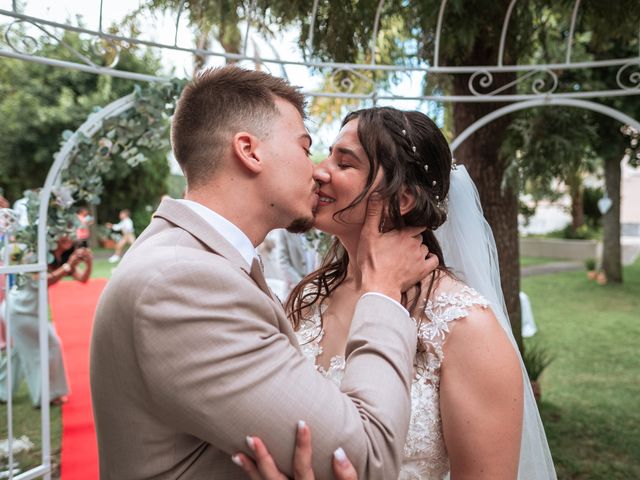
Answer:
[{"xmin": 50, "ymin": 279, "xmax": 107, "ymax": 480}]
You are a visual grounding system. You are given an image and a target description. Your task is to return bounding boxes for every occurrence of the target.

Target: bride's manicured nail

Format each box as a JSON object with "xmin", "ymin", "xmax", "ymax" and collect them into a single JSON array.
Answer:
[
  {"xmin": 333, "ymin": 447, "xmax": 347, "ymax": 465},
  {"xmin": 298, "ymin": 420, "xmax": 306, "ymax": 430},
  {"xmin": 231, "ymin": 454, "xmax": 243, "ymax": 467},
  {"xmin": 246, "ymin": 436, "xmax": 255, "ymax": 450}
]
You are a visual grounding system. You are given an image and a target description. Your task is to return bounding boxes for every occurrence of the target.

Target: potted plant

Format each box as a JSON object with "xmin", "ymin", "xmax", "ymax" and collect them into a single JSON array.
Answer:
[
  {"xmin": 522, "ymin": 343, "xmax": 554, "ymax": 402},
  {"xmin": 585, "ymin": 258, "xmax": 597, "ymax": 280},
  {"xmin": 596, "ymin": 270, "xmax": 608, "ymax": 285}
]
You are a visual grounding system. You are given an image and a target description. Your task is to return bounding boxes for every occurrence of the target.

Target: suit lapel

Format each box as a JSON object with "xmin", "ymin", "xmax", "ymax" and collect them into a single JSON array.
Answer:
[
  {"xmin": 154, "ymin": 199, "xmax": 248, "ymax": 269},
  {"xmin": 249, "ymin": 257, "xmax": 274, "ymax": 300},
  {"xmin": 154, "ymin": 199, "xmax": 279, "ymax": 302}
]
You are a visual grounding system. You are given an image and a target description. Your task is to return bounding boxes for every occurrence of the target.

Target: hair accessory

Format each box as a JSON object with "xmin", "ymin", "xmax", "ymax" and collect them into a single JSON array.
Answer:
[
  {"xmin": 401, "ymin": 129, "xmax": 407, "ymax": 136},
  {"xmin": 412, "ymin": 146, "xmax": 417, "ymax": 153},
  {"xmin": 432, "ymin": 180, "xmax": 436, "ymax": 187},
  {"xmin": 435, "ymin": 195, "xmax": 440, "ymax": 200},
  {"xmin": 424, "ymin": 164, "xmax": 429, "ymax": 173}
]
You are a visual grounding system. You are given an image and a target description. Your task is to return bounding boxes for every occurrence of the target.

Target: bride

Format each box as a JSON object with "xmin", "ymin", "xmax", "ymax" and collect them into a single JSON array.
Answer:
[{"xmin": 235, "ymin": 107, "xmax": 556, "ymax": 479}]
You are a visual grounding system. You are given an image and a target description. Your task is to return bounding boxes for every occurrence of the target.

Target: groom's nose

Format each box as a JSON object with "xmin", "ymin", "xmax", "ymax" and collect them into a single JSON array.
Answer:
[{"xmin": 313, "ymin": 163, "xmax": 330, "ymax": 185}]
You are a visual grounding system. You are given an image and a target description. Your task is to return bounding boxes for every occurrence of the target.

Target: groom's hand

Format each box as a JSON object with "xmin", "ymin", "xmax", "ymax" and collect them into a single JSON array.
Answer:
[
  {"xmin": 231, "ymin": 421, "xmax": 357, "ymax": 480},
  {"xmin": 357, "ymin": 194, "xmax": 438, "ymax": 302}
]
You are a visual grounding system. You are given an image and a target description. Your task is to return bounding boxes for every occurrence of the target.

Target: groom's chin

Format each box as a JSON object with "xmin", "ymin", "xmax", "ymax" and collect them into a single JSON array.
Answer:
[{"xmin": 286, "ymin": 216, "xmax": 314, "ymax": 234}]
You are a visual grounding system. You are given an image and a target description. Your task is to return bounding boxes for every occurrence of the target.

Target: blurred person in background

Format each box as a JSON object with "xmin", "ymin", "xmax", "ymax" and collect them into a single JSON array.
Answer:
[{"xmin": 106, "ymin": 209, "xmax": 135, "ymax": 263}]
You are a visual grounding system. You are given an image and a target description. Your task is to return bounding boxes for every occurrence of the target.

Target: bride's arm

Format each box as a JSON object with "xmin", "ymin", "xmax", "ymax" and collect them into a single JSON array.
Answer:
[{"xmin": 439, "ymin": 307, "xmax": 524, "ymax": 480}]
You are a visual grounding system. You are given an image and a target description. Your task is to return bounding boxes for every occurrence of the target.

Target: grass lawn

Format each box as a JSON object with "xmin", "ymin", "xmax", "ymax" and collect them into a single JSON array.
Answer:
[
  {"xmin": 90, "ymin": 256, "xmax": 116, "ymax": 280},
  {"xmin": 89, "ymin": 247, "xmax": 136, "ymax": 279},
  {"xmin": 0, "ymin": 385, "xmax": 62, "ymax": 476},
  {"xmin": 523, "ymin": 258, "xmax": 640, "ymax": 479}
]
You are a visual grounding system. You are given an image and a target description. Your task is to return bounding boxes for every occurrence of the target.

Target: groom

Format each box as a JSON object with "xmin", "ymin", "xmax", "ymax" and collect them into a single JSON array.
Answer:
[{"xmin": 90, "ymin": 66, "xmax": 435, "ymax": 479}]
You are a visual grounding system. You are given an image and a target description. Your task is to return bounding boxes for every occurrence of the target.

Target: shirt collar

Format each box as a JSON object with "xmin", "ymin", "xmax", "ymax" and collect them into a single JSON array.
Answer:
[{"xmin": 176, "ymin": 199, "xmax": 256, "ymax": 268}]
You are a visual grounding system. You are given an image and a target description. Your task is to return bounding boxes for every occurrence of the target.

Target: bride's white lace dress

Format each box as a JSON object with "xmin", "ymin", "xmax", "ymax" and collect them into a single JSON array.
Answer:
[{"xmin": 297, "ymin": 280, "xmax": 489, "ymax": 480}]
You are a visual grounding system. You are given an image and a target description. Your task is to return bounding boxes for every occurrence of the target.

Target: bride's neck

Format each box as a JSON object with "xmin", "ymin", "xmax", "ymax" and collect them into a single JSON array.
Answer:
[{"xmin": 338, "ymin": 235, "xmax": 361, "ymax": 286}]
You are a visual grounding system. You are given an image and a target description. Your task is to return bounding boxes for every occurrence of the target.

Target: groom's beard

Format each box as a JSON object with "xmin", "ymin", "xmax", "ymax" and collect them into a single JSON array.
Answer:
[{"xmin": 286, "ymin": 216, "xmax": 314, "ymax": 233}]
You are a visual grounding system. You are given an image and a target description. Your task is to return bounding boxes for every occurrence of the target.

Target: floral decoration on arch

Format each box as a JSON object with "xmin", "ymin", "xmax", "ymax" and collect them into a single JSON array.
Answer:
[{"xmin": 5, "ymin": 79, "xmax": 186, "ymax": 285}]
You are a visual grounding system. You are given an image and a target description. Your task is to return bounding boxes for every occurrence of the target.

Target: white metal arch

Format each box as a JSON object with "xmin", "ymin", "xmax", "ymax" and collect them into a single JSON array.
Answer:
[
  {"xmin": 1, "ymin": 1, "xmax": 639, "ymax": 101},
  {"xmin": 1, "ymin": 93, "xmax": 135, "ymax": 480},
  {"xmin": 450, "ymin": 98, "xmax": 640, "ymax": 153}
]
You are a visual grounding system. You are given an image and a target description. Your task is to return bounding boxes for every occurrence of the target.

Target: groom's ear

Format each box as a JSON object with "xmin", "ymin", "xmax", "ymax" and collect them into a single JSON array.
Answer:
[
  {"xmin": 232, "ymin": 132, "xmax": 263, "ymax": 174},
  {"xmin": 399, "ymin": 186, "xmax": 416, "ymax": 215}
]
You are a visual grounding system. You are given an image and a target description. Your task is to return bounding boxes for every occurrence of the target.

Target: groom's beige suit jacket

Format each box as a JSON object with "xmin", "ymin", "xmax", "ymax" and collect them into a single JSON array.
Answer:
[{"xmin": 90, "ymin": 199, "xmax": 417, "ymax": 479}]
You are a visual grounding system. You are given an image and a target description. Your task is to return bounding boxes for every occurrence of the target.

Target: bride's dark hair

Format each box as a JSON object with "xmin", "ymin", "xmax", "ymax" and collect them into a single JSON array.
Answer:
[{"xmin": 286, "ymin": 107, "xmax": 453, "ymax": 329}]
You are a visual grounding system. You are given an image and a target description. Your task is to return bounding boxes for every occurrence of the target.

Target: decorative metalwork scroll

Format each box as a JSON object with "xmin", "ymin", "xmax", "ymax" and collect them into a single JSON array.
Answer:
[{"xmin": 1, "ymin": 2, "xmax": 639, "ymax": 102}]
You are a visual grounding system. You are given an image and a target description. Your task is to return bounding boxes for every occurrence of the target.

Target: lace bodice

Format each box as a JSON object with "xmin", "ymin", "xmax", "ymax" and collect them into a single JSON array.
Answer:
[{"xmin": 297, "ymin": 283, "xmax": 489, "ymax": 480}]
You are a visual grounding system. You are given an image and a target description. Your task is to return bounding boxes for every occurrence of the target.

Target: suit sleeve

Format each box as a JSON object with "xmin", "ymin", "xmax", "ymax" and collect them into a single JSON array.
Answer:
[{"xmin": 133, "ymin": 260, "xmax": 417, "ymax": 479}]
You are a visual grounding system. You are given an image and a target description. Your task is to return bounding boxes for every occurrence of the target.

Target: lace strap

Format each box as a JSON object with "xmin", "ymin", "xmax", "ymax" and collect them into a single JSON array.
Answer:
[
  {"xmin": 418, "ymin": 286, "xmax": 489, "ymax": 344},
  {"xmin": 413, "ymin": 286, "xmax": 489, "ymax": 384}
]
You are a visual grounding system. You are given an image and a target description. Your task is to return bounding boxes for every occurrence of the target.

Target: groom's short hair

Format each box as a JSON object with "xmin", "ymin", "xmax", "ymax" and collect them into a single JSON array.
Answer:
[{"xmin": 171, "ymin": 66, "xmax": 306, "ymax": 188}]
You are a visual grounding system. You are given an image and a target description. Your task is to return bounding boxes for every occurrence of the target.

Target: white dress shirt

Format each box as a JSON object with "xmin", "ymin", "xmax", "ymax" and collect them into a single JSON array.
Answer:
[{"xmin": 177, "ymin": 199, "xmax": 256, "ymax": 268}]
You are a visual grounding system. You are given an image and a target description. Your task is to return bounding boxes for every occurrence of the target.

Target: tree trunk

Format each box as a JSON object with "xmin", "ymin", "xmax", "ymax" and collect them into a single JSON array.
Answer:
[
  {"xmin": 452, "ymin": 70, "xmax": 523, "ymax": 352},
  {"xmin": 218, "ymin": 20, "xmax": 241, "ymax": 64},
  {"xmin": 569, "ymin": 176, "xmax": 585, "ymax": 234},
  {"xmin": 602, "ymin": 155, "xmax": 623, "ymax": 282}
]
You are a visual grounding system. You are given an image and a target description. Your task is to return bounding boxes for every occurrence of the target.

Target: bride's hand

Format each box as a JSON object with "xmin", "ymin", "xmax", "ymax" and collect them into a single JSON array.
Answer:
[
  {"xmin": 231, "ymin": 421, "xmax": 357, "ymax": 480},
  {"xmin": 357, "ymin": 193, "xmax": 437, "ymax": 301}
]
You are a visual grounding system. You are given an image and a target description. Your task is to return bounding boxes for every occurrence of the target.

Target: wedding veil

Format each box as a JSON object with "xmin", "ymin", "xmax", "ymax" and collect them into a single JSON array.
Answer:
[{"xmin": 434, "ymin": 166, "xmax": 557, "ymax": 479}]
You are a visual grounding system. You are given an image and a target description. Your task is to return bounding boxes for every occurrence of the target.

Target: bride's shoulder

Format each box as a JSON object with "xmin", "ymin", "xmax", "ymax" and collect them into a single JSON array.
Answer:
[
  {"xmin": 427, "ymin": 274, "xmax": 508, "ymax": 348},
  {"xmin": 412, "ymin": 271, "xmax": 494, "ymax": 341}
]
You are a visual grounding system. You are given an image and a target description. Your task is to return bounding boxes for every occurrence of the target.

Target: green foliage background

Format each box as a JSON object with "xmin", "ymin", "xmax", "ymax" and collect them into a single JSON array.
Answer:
[{"xmin": 0, "ymin": 26, "xmax": 171, "ymax": 230}]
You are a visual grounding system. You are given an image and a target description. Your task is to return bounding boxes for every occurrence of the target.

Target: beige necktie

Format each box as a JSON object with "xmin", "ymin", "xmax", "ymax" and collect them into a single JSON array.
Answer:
[{"xmin": 250, "ymin": 256, "xmax": 273, "ymax": 300}]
